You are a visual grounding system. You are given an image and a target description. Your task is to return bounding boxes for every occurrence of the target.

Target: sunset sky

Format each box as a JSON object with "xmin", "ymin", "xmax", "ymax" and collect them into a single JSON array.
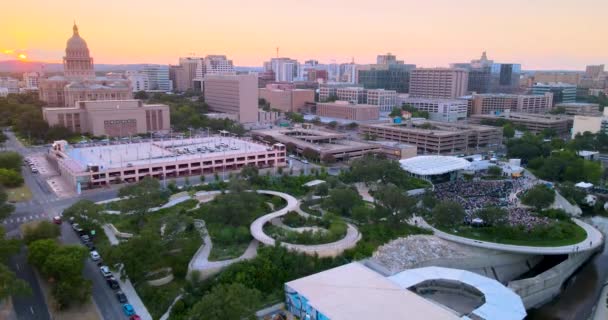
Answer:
[{"xmin": 1, "ymin": 0, "xmax": 606, "ymax": 70}]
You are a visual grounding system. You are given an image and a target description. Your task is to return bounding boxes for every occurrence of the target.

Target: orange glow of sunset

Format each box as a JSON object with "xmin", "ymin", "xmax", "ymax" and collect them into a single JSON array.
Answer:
[
  {"xmin": 17, "ymin": 54, "xmax": 27, "ymax": 60},
  {"xmin": 1, "ymin": 0, "xmax": 607, "ymax": 69}
]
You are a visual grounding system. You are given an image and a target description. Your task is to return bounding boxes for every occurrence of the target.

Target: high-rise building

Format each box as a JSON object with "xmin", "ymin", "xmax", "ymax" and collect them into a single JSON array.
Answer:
[
  {"xmin": 265, "ymin": 58, "xmax": 299, "ymax": 82},
  {"xmin": 532, "ymin": 83, "xmax": 576, "ymax": 105},
  {"xmin": 468, "ymin": 93, "xmax": 554, "ymax": 115},
  {"xmin": 586, "ymin": 65, "xmax": 605, "ymax": 78},
  {"xmin": 316, "ymin": 101, "xmax": 380, "ymax": 121},
  {"xmin": 169, "ymin": 57, "xmax": 202, "ymax": 92},
  {"xmin": 336, "ymin": 87, "xmax": 368, "ymax": 104},
  {"xmin": 532, "ymin": 72, "xmax": 581, "ymax": 85},
  {"xmin": 142, "ymin": 65, "xmax": 173, "ymax": 92},
  {"xmin": 204, "ymin": 74, "xmax": 258, "ymax": 123},
  {"xmin": 409, "ymin": 68, "xmax": 469, "ymax": 99},
  {"xmin": 451, "ymin": 52, "xmax": 521, "ymax": 94},
  {"xmin": 39, "ymin": 23, "xmax": 132, "ymax": 107},
  {"xmin": 358, "ymin": 54, "xmax": 415, "ymax": 93}
]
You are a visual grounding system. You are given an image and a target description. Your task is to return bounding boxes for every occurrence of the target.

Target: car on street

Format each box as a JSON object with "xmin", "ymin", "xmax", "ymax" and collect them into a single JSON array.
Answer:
[
  {"xmin": 122, "ymin": 303, "xmax": 135, "ymax": 316},
  {"xmin": 116, "ymin": 291, "xmax": 128, "ymax": 303},
  {"xmin": 72, "ymin": 223, "xmax": 84, "ymax": 235},
  {"xmin": 84, "ymin": 241, "xmax": 96, "ymax": 251},
  {"xmin": 90, "ymin": 250, "xmax": 101, "ymax": 261},
  {"xmin": 130, "ymin": 315, "xmax": 141, "ymax": 320},
  {"xmin": 99, "ymin": 265, "xmax": 112, "ymax": 278},
  {"xmin": 80, "ymin": 235, "xmax": 90, "ymax": 243},
  {"xmin": 106, "ymin": 276, "xmax": 120, "ymax": 290},
  {"xmin": 52, "ymin": 216, "xmax": 62, "ymax": 224}
]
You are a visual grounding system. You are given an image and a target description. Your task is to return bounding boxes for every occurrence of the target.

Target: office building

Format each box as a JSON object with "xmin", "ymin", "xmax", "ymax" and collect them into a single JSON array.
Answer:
[
  {"xmin": 258, "ymin": 84, "xmax": 315, "ymax": 113},
  {"xmin": 532, "ymin": 83, "xmax": 576, "ymax": 105},
  {"xmin": 204, "ymin": 74, "xmax": 258, "ymax": 123},
  {"xmin": 360, "ymin": 120, "xmax": 502, "ymax": 155},
  {"xmin": 169, "ymin": 57, "xmax": 202, "ymax": 92},
  {"xmin": 409, "ymin": 68, "xmax": 469, "ymax": 99},
  {"xmin": 401, "ymin": 97, "xmax": 468, "ymax": 122},
  {"xmin": 0, "ymin": 77, "xmax": 20, "ymax": 94},
  {"xmin": 265, "ymin": 57, "xmax": 299, "ymax": 82},
  {"xmin": 42, "ymin": 100, "xmax": 170, "ymax": 136},
  {"xmin": 366, "ymin": 89, "xmax": 398, "ymax": 112},
  {"xmin": 126, "ymin": 71, "xmax": 149, "ymax": 92},
  {"xmin": 23, "ymin": 72, "xmax": 41, "ymax": 90},
  {"xmin": 532, "ymin": 72, "xmax": 581, "ymax": 85},
  {"xmin": 357, "ymin": 61, "xmax": 416, "ymax": 93},
  {"xmin": 49, "ymin": 137, "xmax": 285, "ymax": 191},
  {"xmin": 571, "ymin": 109, "xmax": 608, "ymax": 138},
  {"xmin": 306, "ymin": 69, "xmax": 328, "ymax": 83},
  {"xmin": 142, "ymin": 64, "xmax": 172, "ymax": 92},
  {"xmin": 556, "ymin": 102, "xmax": 602, "ymax": 116},
  {"xmin": 469, "ymin": 112, "xmax": 572, "ymax": 136},
  {"xmin": 586, "ymin": 65, "xmax": 605, "ymax": 78},
  {"xmin": 451, "ymin": 52, "xmax": 521, "ymax": 94},
  {"xmin": 468, "ymin": 93, "xmax": 554, "ymax": 114},
  {"xmin": 316, "ymin": 101, "xmax": 380, "ymax": 121},
  {"xmin": 318, "ymin": 83, "xmax": 363, "ymax": 101},
  {"xmin": 336, "ymin": 87, "xmax": 368, "ymax": 104}
]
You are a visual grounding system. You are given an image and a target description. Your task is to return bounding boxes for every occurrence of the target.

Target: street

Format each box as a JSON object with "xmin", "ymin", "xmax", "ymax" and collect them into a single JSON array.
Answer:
[{"xmin": 6, "ymin": 248, "xmax": 51, "ymax": 320}]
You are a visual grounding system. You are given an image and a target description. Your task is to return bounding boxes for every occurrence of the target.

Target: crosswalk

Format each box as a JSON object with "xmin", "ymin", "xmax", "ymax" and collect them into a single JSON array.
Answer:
[{"xmin": 2, "ymin": 214, "xmax": 47, "ymax": 225}]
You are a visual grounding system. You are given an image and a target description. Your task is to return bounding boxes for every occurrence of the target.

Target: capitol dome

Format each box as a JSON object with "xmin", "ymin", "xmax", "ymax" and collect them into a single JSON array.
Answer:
[{"xmin": 66, "ymin": 24, "xmax": 89, "ymax": 52}]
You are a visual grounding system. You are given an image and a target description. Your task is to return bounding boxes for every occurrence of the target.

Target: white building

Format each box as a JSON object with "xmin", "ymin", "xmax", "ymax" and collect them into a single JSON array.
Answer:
[
  {"xmin": 571, "ymin": 109, "xmax": 608, "ymax": 138},
  {"xmin": 401, "ymin": 97, "xmax": 468, "ymax": 122},
  {"xmin": 336, "ymin": 87, "xmax": 367, "ymax": 104},
  {"xmin": 266, "ymin": 58, "xmax": 299, "ymax": 82},
  {"xmin": 126, "ymin": 71, "xmax": 150, "ymax": 92},
  {"xmin": 0, "ymin": 77, "xmax": 20, "ymax": 94},
  {"xmin": 367, "ymin": 89, "xmax": 398, "ymax": 112},
  {"xmin": 141, "ymin": 64, "xmax": 173, "ymax": 92},
  {"xmin": 195, "ymin": 55, "xmax": 234, "ymax": 79},
  {"xmin": 22, "ymin": 72, "xmax": 41, "ymax": 90}
]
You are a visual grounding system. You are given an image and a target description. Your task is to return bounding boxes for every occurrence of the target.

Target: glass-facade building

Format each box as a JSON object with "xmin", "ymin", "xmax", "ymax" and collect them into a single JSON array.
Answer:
[
  {"xmin": 358, "ymin": 64, "xmax": 416, "ymax": 93},
  {"xmin": 532, "ymin": 83, "xmax": 577, "ymax": 105},
  {"xmin": 453, "ymin": 62, "xmax": 521, "ymax": 94}
]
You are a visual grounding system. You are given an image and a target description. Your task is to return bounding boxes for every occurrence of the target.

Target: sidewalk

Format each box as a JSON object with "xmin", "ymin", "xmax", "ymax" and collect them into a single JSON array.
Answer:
[{"xmin": 112, "ymin": 271, "xmax": 153, "ymax": 320}]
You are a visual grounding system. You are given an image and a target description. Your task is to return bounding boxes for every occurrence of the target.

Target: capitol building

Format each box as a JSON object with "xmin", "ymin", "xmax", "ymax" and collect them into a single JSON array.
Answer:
[{"xmin": 38, "ymin": 23, "xmax": 132, "ymax": 107}]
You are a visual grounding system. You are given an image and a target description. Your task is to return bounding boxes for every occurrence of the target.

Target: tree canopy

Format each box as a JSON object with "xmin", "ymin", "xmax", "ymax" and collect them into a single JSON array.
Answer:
[
  {"xmin": 187, "ymin": 283, "xmax": 261, "ymax": 320},
  {"xmin": 521, "ymin": 185, "xmax": 556, "ymax": 210},
  {"xmin": 431, "ymin": 201, "xmax": 466, "ymax": 227}
]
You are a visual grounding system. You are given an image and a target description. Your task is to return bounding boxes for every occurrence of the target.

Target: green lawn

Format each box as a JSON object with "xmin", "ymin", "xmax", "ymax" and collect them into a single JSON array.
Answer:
[
  {"xmin": 437, "ymin": 222, "xmax": 588, "ymax": 247},
  {"xmin": 135, "ymin": 280, "xmax": 184, "ymax": 320},
  {"xmin": 6, "ymin": 184, "xmax": 33, "ymax": 202},
  {"xmin": 208, "ymin": 241, "xmax": 250, "ymax": 261}
]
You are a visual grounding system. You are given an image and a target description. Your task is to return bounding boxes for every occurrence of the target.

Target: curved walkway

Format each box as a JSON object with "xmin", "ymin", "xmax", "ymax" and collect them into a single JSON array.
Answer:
[
  {"xmin": 418, "ymin": 217, "xmax": 603, "ymax": 255},
  {"xmin": 250, "ymin": 190, "xmax": 361, "ymax": 258}
]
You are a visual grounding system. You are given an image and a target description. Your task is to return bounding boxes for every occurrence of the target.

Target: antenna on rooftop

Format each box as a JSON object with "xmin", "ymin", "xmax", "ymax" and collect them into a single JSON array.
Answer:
[{"xmin": 276, "ymin": 47, "xmax": 279, "ymax": 58}]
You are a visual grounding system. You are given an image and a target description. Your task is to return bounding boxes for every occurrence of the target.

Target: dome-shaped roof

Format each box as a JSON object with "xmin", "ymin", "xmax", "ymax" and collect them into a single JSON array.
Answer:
[{"xmin": 66, "ymin": 23, "xmax": 88, "ymax": 50}]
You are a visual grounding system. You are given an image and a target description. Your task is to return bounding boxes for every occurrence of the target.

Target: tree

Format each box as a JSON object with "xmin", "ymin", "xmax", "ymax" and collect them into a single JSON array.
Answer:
[
  {"xmin": 321, "ymin": 153, "xmax": 336, "ymax": 164},
  {"xmin": 431, "ymin": 201, "xmax": 465, "ymax": 227},
  {"xmin": 0, "ymin": 188, "xmax": 15, "ymax": 220},
  {"xmin": 389, "ymin": 107, "xmax": 402, "ymax": 118},
  {"xmin": 347, "ymin": 122, "xmax": 358, "ymax": 130},
  {"xmin": 486, "ymin": 165, "xmax": 502, "ymax": 177},
  {"xmin": 503, "ymin": 123, "xmax": 515, "ymax": 138},
  {"xmin": 1, "ymin": 263, "xmax": 31, "ymax": 299},
  {"xmin": 323, "ymin": 188, "xmax": 362, "ymax": 216},
  {"xmin": 549, "ymin": 106, "xmax": 566, "ymax": 114},
  {"xmin": 285, "ymin": 142, "xmax": 297, "ymax": 154},
  {"xmin": 22, "ymin": 221, "xmax": 61, "ymax": 245},
  {"xmin": 118, "ymin": 177, "xmax": 168, "ymax": 229},
  {"xmin": 0, "ymin": 168, "xmax": 23, "ymax": 187},
  {"xmin": 476, "ymin": 207, "xmax": 507, "ymax": 226},
  {"xmin": 188, "ymin": 283, "xmax": 261, "ymax": 320},
  {"xmin": 134, "ymin": 91, "xmax": 149, "ymax": 100},
  {"xmin": 302, "ymin": 148, "xmax": 318, "ymax": 161},
  {"xmin": 285, "ymin": 112, "xmax": 304, "ymax": 123},
  {"xmin": 239, "ymin": 165, "xmax": 260, "ymax": 183},
  {"xmin": 105, "ymin": 231, "xmax": 164, "ymax": 283},
  {"xmin": 374, "ymin": 185, "xmax": 416, "ymax": 224},
  {"xmin": 521, "ymin": 185, "xmax": 555, "ymax": 210},
  {"xmin": 0, "ymin": 152, "xmax": 22, "ymax": 172}
]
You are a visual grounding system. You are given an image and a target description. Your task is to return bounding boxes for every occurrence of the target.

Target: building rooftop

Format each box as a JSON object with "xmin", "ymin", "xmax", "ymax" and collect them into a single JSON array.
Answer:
[
  {"xmin": 470, "ymin": 112, "xmax": 572, "ymax": 124},
  {"xmin": 63, "ymin": 137, "xmax": 270, "ymax": 172},
  {"xmin": 399, "ymin": 156, "xmax": 471, "ymax": 176},
  {"xmin": 389, "ymin": 266, "xmax": 526, "ymax": 320},
  {"xmin": 253, "ymin": 127, "xmax": 378, "ymax": 153},
  {"xmin": 286, "ymin": 262, "xmax": 459, "ymax": 320},
  {"xmin": 361, "ymin": 120, "xmax": 500, "ymax": 137}
]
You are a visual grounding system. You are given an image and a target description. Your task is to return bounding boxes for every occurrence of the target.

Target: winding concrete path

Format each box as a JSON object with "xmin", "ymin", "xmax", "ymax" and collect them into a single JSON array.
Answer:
[{"xmin": 250, "ymin": 190, "xmax": 361, "ymax": 258}]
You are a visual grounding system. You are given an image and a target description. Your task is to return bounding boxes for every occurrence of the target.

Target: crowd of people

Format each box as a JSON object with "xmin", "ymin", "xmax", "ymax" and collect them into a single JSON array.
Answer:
[{"xmin": 434, "ymin": 177, "xmax": 549, "ymax": 229}]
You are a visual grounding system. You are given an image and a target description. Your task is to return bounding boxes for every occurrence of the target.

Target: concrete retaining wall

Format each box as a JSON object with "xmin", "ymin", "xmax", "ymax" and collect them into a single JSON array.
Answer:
[
  {"xmin": 147, "ymin": 273, "xmax": 174, "ymax": 286},
  {"xmin": 508, "ymin": 249, "xmax": 598, "ymax": 309},
  {"xmin": 106, "ymin": 223, "xmax": 134, "ymax": 239}
]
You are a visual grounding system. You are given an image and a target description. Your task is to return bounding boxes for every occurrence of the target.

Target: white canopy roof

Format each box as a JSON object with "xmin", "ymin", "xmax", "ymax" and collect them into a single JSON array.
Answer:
[
  {"xmin": 389, "ymin": 266, "xmax": 526, "ymax": 320},
  {"xmin": 575, "ymin": 182, "xmax": 594, "ymax": 189},
  {"xmin": 400, "ymin": 156, "xmax": 471, "ymax": 176}
]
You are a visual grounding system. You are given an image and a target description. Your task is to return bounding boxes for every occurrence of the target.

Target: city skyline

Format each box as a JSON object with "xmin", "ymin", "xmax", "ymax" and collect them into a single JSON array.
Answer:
[{"xmin": 1, "ymin": 0, "xmax": 608, "ymax": 70}]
